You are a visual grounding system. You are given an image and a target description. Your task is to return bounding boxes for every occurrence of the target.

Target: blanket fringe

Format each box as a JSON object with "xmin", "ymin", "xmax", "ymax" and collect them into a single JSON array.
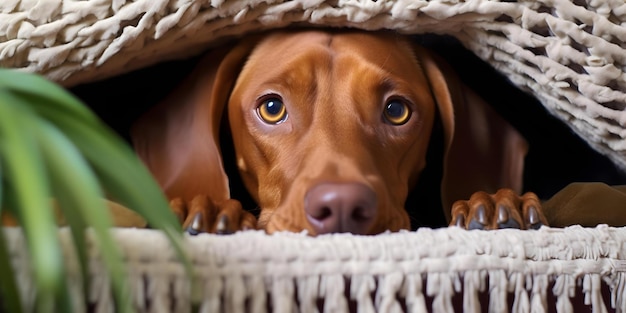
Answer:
[{"xmin": 5, "ymin": 226, "xmax": 626, "ymax": 312}]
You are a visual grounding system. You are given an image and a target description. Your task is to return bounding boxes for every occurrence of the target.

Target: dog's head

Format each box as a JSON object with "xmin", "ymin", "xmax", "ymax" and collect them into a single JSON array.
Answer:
[
  {"xmin": 227, "ymin": 31, "xmax": 452, "ymax": 234},
  {"xmin": 132, "ymin": 30, "xmax": 526, "ymax": 235}
]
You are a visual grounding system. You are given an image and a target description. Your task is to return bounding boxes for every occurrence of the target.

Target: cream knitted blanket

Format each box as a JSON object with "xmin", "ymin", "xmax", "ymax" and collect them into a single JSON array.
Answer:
[{"xmin": 5, "ymin": 226, "xmax": 626, "ymax": 312}]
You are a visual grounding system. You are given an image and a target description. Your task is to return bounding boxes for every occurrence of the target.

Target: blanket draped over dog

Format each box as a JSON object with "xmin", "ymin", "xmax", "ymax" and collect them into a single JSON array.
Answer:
[{"xmin": 2, "ymin": 0, "xmax": 626, "ymax": 312}]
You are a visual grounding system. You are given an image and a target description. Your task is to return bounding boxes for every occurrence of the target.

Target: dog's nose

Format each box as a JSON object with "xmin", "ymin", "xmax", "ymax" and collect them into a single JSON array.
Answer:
[{"xmin": 304, "ymin": 183, "xmax": 377, "ymax": 234}]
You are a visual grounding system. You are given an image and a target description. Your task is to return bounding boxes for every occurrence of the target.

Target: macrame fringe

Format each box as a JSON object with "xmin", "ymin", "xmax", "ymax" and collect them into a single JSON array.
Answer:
[{"xmin": 5, "ymin": 225, "xmax": 626, "ymax": 312}]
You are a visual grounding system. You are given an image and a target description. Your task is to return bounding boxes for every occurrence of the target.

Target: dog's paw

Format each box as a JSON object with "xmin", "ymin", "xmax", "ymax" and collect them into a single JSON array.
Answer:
[
  {"xmin": 449, "ymin": 189, "xmax": 548, "ymax": 230},
  {"xmin": 170, "ymin": 195, "xmax": 257, "ymax": 235}
]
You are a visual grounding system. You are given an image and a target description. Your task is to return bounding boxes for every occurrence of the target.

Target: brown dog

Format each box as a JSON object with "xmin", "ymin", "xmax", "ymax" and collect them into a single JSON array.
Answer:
[{"xmin": 131, "ymin": 29, "xmax": 548, "ymax": 235}]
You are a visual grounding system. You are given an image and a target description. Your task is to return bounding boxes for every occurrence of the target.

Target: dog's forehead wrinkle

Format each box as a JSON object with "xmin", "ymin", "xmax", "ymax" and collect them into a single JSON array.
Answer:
[
  {"xmin": 325, "ymin": 34, "xmax": 333, "ymax": 47},
  {"xmin": 242, "ymin": 46, "xmax": 336, "ymax": 113}
]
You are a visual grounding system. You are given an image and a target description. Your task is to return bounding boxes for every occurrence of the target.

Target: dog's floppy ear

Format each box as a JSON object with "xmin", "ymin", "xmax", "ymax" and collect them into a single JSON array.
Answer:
[
  {"xmin": 131, "ymin": 40, "xmax": 258, "ymax": 203},
  {"xmin": 415, "ymin": 48, "xmax": 528, "ymax": 222}
]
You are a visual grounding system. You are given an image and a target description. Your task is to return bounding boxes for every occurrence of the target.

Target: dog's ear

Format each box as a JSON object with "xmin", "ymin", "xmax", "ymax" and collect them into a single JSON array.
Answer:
[
  {"xmin": 415, "ymin": 48, "xmax": 528, "ymax": 222},
  {"xmin": 131, "ymin": 40, "xmax": 258, "ymax": 203}
]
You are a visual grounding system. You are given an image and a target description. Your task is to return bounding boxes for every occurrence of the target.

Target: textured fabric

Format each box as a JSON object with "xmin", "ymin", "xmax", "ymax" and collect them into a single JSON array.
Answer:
[
  {"xmin": 5, "ymin": 226, "xmax": 626, "ymax": 312},
  {"xmin": 0, "ymin": 0, "xmax": 625, "ymax": 170}
]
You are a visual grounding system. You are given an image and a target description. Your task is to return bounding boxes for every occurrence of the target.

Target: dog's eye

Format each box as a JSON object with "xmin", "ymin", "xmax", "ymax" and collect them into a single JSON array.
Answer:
[
  {"xmin": 383, "ymin": 100, "xmax": 411, "ymax": 125},
  {"xmin": 257, "ymin": 97, "xmax": 287, "ymax": 124}
]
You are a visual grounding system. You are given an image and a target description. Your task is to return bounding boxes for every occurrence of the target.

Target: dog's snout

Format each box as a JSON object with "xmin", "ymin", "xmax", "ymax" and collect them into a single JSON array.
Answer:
[{"xmin": 304, "ymin": 183, "xmax": 377, "ymax": 234}]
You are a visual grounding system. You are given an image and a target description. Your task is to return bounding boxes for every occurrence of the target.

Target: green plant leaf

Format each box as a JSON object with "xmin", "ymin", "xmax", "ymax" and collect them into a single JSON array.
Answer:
[
  {"xmin": 0, "ymin": 208, "xmax": 24, "ymax": 313},
  {"xmin": 0, "ymin": 154, "xmax": 3, "ymax": 205},
  {"xmin": 8, "ymin": 70, "xmax": 180, "ymax": 228},
  {"xmin": 0, "ymin": 150, "xmax": 23, "ymax": 313},
  {"xmin": 0, "ymin": 69, "xmax": 191, "ymax": 260},
  {"xmin": 47, "ymin": 197, "xmax": 90, "ymax": 312},
  {"xmin": 34, "ymin": 118, "xmax": 132, "ymax": 313},
  {"xmin": 0, "ymin": 70, "xmax": 97, "ymax": 125},
  {"xmin": 0, "ymin": 69, "xmax": 192, "ymax": 312},
  {"xmin": 25, "ymin": 97, "xmax": 191, "ymax": 273},
  {"xmin": 0, "ymin": 91, "xmax": 64, "ymax": 313}
]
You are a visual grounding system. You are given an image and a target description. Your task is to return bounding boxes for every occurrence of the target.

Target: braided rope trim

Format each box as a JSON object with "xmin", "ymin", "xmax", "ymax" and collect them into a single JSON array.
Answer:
[
  {"xmin": 5, "ymin": 226, "xmax": 626, "ymax": 312},
  {"xmin": 1, "ymin": 0, "xmax": 625, "ymax": 171}
]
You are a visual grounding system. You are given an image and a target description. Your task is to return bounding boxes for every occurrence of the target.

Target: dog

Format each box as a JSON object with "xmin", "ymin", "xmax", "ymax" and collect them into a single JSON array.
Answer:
[{"xmin": 131, "ymin": 29, "xmax": 549, "ymax": 235}]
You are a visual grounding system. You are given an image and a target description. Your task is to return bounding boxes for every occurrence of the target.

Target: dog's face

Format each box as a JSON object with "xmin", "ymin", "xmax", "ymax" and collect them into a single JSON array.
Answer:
[{"xmin": 228, "ymin": 31, "xmax": 437, "ymax": 234}]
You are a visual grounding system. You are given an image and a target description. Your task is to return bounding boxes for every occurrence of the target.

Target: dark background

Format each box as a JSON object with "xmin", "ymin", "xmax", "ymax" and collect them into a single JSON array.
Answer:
[{"xmin": 70, "ymin": 34, "xmax": 626, "ymax": 230}]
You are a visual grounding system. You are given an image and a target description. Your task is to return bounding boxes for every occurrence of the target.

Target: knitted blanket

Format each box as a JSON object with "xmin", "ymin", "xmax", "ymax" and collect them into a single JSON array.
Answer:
[{"xmin": 5, "ymin": 226, "xmax": 626, "ymax": 312}]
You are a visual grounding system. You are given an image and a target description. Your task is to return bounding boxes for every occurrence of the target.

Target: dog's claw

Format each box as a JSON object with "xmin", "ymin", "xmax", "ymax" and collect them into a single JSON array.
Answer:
[
  {"xmin": 468, "ymin": 205, "xmax": 487, "ymax": 230},
  {"xmin": 497, "ymin": 205, "xmax": 509, "ymax": 224},
  {"xmin": 216, "ymin": 215, "xmax": 231, "ymax": 235},
  {"xmin": 453, "ymin": 214, "xmax": 465, "ymax": 228},
  {"xmin": 476, "ymin": 205, "xmax": 487, "ymax": 224},
  {"xmin": 468, "ymin": 219, "xmax": 484, "ymax": 230},
  {"xmin": 527, "ymin": 206, "xmax": 543, "ymax": 230},
  {"xmin": 186, "ymin": 213, "xmax": 203, "ymax": 236},
  {"xmin": 528, "ymin": 206, "xmax": 539, "ymax": 224},
  {"xmin": 174, "ymin": 196, "xmax": 256, "ymax": 234},
  {"xmin": 496, "ymin": 205, "xmax": 520, "ymax": 229},
  {"xmin": 449, "ymin": 189, "xmax": 548, "ymax": 230},
  {"xmin": 498, "ymin": 219, "xmax": 520, "ymax": 229}
]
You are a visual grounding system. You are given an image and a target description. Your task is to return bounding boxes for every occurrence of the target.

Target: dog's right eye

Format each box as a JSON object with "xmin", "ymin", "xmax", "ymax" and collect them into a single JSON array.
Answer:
[
  {"xmin": 257, "ymin": 97, "xmax": 287, "ymax": 124},
  {"xmin": 383, "ymin": 99, "xmax": 411, "ymax": 125}
]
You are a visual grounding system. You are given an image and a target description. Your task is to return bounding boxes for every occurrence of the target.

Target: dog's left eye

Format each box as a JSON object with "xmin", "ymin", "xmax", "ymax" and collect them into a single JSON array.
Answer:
[
  {"xmin": 383, "ymin": 100, "xmax": 411, "ymax": 125},
  {"xmin": 257, "ymin": 97, "xmax": 287, "ymax": 124}
]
